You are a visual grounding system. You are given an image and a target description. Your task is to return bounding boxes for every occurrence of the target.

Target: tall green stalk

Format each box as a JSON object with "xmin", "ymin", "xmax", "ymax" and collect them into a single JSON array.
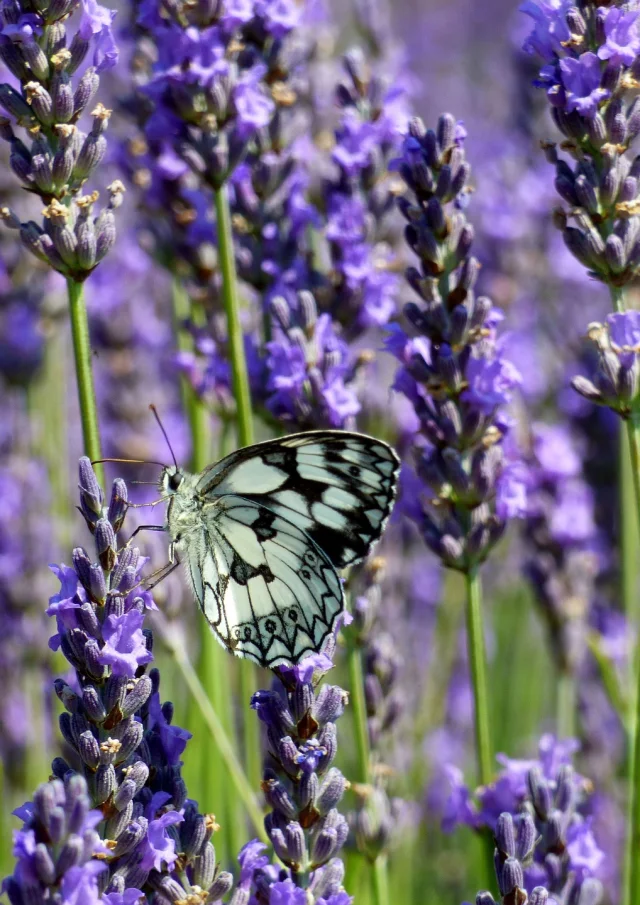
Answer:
[
  {"xmin": 608, "ymin": 285, "xmax": 640, "ymax": 905},
  {"xmin": 623, "ymin": 413, "xmax": 640, "ymax": 905},
  {"xmin": 345, "ymin": 628, "xmax": 389, "ymax": 905},
  {"xmin": 346, "ymin": 640, "xmax": 371, "ymax": 787},
  {"xmin": 214, "ymin": 184, "xmax": 262, "ymax": 791},
  {"xmin": 163, "ymin": 630, "xmax": 268, "ymax": 843},
  {"xmin": 172, "ymin": 278, "xmax": 244, "ymax": 863},
  {"xmin": 66, "ymin": 278, "xmax": 103, "ymax": 487},
  {"xmin": 464, "ymin": 568, "xmax": 493, "ymax": 786},
  {"xmin": 556, "ymin": 670, "xmax": 576, "ymax": 740}
]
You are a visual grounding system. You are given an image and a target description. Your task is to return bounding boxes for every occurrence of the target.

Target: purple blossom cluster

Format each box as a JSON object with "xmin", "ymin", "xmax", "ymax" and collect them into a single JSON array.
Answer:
[
  {"xmin": 522, "ymin": 1, "xmax": 640, "ymax": 289},
  {"xmin": 250, "ymin": 646, "xmax": 350, "ymax": 897},
  {"xmin": 522, "ymin": 422, "xmax": 600, "ymax": 675},
  {"xmin": 386, "ymin": 113, "xmax": 526, "ymax": 571},
  {"xmin": 448, "ymin": 735, "xmax": 604, "ymax": 902},
  {"xmin": 3, "ymin": 458, "xmax": 233, "ymax": 904},
  {"xmin": 346, "ymin": 559, "xmax": 405, "ymax": 862},
  {"xmin": 322, "ymin": 47, "xmax": 408, "ymax": 336},
  {"xmin": 0, "ymin": 0, "xmax": 122, "ymax": 277}
]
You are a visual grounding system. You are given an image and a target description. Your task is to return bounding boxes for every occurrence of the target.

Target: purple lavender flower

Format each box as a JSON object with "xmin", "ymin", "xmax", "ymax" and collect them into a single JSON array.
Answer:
[
  {"xmin": 559, "ymin": 53, "xmax": 609, "ymax": 119},
  {"xmin": 522, "ymin": 3, "xmax": 640, "ymax": 288},
  {"xmin": 0, "ymin": 0, "xmax": 123, "ymax": 277},
  {"xmin": 572, "ymin": 313, "xmax": 640, "ymax": 416},
  {"xmin": 3, "ymin": 459, "xmax": 233, "ymax": 904},
  {"xmin": 450, "ymin": 736, "xmax": 604, "ymax": 902},
  {"xmin": 249, "ymin": 647, "xmax": 349, "ymax": 894},
  {"xmin": 387, "ymin": 113, "xmax": 527, "ymax": 572},
  {"xmin": 597, "ymin": 7, "xmax": 640, "ymax": 67}
]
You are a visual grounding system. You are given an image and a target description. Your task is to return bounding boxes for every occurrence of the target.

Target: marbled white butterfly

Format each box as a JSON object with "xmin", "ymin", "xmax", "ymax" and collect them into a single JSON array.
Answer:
[{"xmin": 158, "ymin": 431, "xmax": 399, "ymax": 668}]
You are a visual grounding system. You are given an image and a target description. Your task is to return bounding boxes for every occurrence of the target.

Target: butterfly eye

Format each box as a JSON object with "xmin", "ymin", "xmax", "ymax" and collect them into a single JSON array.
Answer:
[{"xmin": 169, "ymin": 472, "xmax": 183, "ymax": 491}]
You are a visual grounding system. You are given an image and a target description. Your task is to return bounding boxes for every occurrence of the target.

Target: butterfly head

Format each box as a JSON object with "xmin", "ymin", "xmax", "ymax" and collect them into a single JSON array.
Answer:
[{"xmin": 159, "ymin": 465, "xmax": 185, "ymax": 496}]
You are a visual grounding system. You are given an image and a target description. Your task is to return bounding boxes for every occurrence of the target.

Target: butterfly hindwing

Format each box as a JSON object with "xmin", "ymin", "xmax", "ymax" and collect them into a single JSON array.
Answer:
[
  {"xmin": 182, "ymin": 495, "xmax": 345, "ymax": 668},
  {"xmin": 195, "ymin": 431, "xmax": 399, "ymax": 568}
]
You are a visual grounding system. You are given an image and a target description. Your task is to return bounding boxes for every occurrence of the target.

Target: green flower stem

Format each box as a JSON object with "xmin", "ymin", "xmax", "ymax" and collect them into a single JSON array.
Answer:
[
  {"xmin": 556, "ymin": 670, "xmax": 576, "ymax": 740},
  {"xmin": 346, "ymin": 639, "xmax": 370, "ymax": 786},
  {"xmin": 609, "ymin": 285, "xmax": 640, "ymax": 905},
  {"xmin": 372, "ymin": 855, "xmax": 389, "ymax": 905},
  {"xmin": 214, "ymin": 183, "xmax": 254, "ymax": 449},
  {"xmin": 214, "ymin": 183, "xmax": 261, "ymax": 791},
  {"xmin": 66, "ymin": 278, "xmax": 103, "ymax": 487},
  {"xmin": 345, "ymin": 626, "xmax": 389, "ymax": 905},
  {"xmin": 464, "ymin": 567, "xmax": 493, "ymax": 786},
  {"xmin": 624, "ymin": 413, "xmax": 640, "ymax": 905},
  {"xmin": 171, "ymin": 279, "xmax": 245, "ymax": 862},
  {"xmin": 163, "ymin": 628, "xmax": 268, "ymax": 843}
]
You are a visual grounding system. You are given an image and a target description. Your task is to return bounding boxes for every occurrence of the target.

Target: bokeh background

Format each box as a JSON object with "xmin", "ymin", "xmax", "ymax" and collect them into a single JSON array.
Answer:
[{"xmin": 0, "ymin": 0, "xmax": 628, "ymax": 902}]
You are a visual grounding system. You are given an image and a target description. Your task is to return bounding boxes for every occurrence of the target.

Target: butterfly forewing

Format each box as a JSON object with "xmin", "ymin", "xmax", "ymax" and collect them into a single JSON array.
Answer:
[
  {"xmin": 183, "ymin": 496, "xmax": 344, "ymax": 667},
  {"xmin": 195, "ymin": 431, "xmax": 400, "ymax": 568}
]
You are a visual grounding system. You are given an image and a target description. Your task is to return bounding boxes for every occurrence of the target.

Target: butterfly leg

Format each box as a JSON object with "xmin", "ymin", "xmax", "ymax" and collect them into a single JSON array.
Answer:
[
  {"xmin": 133, "ymin": 542, "xmax": 179, "ymax": 593},
  {"xmin": 141, "ymin": 559, "xmax": 180, "ymax": 593},
  {"xmin": 122, "ymin": 524, "xmax": 166, "ymax": 548}
]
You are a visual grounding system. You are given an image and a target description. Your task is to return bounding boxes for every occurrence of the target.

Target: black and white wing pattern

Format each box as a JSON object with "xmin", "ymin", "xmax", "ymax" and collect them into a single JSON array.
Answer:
[
  {"xmin": 184, "ymin": 496, "xmax": 344, "ymax": 667},
  {"xmin": 195, "ymin": 431, "xmax": 400, "ymax": 568}
]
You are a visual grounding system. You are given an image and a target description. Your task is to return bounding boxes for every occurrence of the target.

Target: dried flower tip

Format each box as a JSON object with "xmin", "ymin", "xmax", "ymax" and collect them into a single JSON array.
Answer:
[
  {"xmin": 76, "ymin": 191, "xmax": 100, "ymax": 211},
  {"xmin": 42, "ymin": 199, "xmax": 69, "ymax": 224},
  {"xmin": 617, "ymin": 199, "xmax": 640, "ymax": 216},
  {"xmin": 271, "ymin": 82, "xmax": 297, "ymax": 106},
  {"xmin": 51, "ymin": 49, "xmax": 72, "ymax": 70},
  {"xmin": 24, "ymin": 82, "xmax": 46, "ymax": 105},
  {"xmin": 205, "ymin": 813, "xmax": 221, "ymax": 833},
  {"xmin": 107, "ymin": 179, "xmax": 126, "ymax": 208},
  {"xmin": 91, "ymin": 102, "xmax": 112, "ymax": 121},
  {"xmin": 54, "ymin": 123, "xmax": 76, "ymax": 139}
]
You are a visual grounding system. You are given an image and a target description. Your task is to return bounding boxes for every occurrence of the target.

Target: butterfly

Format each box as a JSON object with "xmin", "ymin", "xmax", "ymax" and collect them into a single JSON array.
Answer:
[{"xmin": 158, "ymin": 430, "xmax": 399, "ymax": 668}]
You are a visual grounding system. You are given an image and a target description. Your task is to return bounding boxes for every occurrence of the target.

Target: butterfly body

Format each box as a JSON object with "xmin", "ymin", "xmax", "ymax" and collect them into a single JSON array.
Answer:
[{"xmin": 159, "ymin": 431, "xmax": 399, "ymax": 668}]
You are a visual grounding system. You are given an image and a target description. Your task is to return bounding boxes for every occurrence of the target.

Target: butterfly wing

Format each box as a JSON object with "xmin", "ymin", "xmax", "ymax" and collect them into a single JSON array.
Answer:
[
  {"xmin": 182, "ymin": 494, "xmax": 344, "ymax": 668},
  {"xmin": 195, "ymin": 431, "xmax": 399, "ymax": 568}
]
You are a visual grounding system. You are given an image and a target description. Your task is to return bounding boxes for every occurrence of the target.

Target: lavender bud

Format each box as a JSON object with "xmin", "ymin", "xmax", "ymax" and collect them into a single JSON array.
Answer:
[
  {"xmin": 68, "ymin": 31, "xmax": 89, "ymax": 73},
  {"xmin": 95, "ymin": 518, "xmax": 117, "ymax": 571},
  {"xmin": 108, "ymin": 479, "xmax": 128, "ymax": 532},
  {"xmin": 204, "ymin": 866, "xmax": 233, "ymax": 898},
  {"xmin": 34, "ymin": 844, "xmax": 56, "ymax": 885},
  {"xmin": 54, "ymin": 835, "xmax": 84, "ymax": 875},
  {"xmin": 529, "ymin": 890, "xmax": 549, "ymax": 905},
  {"xmin": 95, "ymin": 208, "xmax": 116, "ymax": 262},
  {"xmin": 111, "ymin": 819, "xmax": 147, "ymax": 857},
  {"xmin": 73, "ymin": 67, "xmax": 99, "ymax": 118},
  {"xmin": 628, "ymin": 97, "xmax": 640, "ymax": 139},
  {"xmin": 78, "ymin": 457, "xmax": 103, "ymax": 526},
  {"xmin": 495, "ymin": 812, "xmax": 515, "ymax": 857},
  {"xmin": 82, "ymin": 685, "xmax": 106, "ymax": 722},
  {"xmin": 105, "ymin": 801, "xmax": 134, "ymax": 840},
  {"xmin": 121, "ymin": 675, "xmax": 152, "ymax": 718},
  {"xmin": 496, "ymin": 857, "xmax": 524, "ymax": 897},
  {"xmin": 94, "ymin": 764, "xmax": 116, "ymax": 804},
  {"xmin": 0, "ymin": 84, "xmax": 36, "ymax": 123}
]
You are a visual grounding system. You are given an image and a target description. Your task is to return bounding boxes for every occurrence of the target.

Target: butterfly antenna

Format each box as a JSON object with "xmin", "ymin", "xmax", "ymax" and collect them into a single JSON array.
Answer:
[
  {"xmin": 149, "ymin": 404, "xmax": 178, "ymax": 469},
  {"xmin": 92, "ymin": 457, "xmax": 168, "ymax": 468}
]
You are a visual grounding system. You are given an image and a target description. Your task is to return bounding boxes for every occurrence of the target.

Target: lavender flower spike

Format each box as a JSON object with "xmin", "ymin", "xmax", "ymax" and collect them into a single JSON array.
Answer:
[
  {"xmin": 3, "ymin": 458, "xmax": 233, "ymax": 904},
  {"xmin": 522, "ymin": 0, "xmax": 640, "ymax": 289},
  {"xmin": 249, "ymin": 644, "xmax": 350, "ymax": 898},
  {"xmin": 387, "ymin": 113, "xmax": 527, "ymax": 572},
  {"xmin": 0, "ymin": 0, "xmax": 123, "ymax": 278}
]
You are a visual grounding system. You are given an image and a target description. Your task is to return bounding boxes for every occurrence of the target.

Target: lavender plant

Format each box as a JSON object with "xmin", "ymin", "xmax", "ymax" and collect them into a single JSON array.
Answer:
[
  {"xmin": 521, "ymin": 4, "xmax": 640, "ymax": 902},
  {"xmin": 3, "ymin": 458, "xmax": 233, "ymax": 904},
  {"xmin": 386, "ymin": 112, "xmax": 526, "ymax": 787},
  {"xmin": 249, "ymin": 648, "xmax": 349, "ymax": 897},
  {"xmin": 0, "ymin": 0, "xmax": 124, "ymax": 472}
]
